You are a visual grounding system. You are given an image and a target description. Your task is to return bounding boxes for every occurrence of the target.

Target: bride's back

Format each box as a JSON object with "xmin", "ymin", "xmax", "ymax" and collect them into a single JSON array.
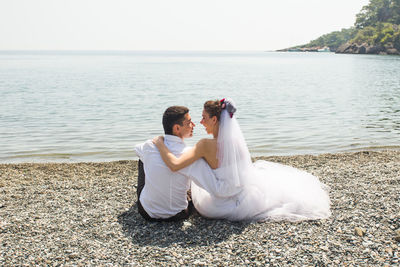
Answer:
[{"xmin": 198, "ymin": 138, "xmax": 218, "ymax": 169}]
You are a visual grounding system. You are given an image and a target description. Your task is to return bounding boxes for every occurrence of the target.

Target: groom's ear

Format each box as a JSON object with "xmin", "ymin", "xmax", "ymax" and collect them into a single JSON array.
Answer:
[{"xmin": 172, "ymin": 124, "xmax": 180, "ymax": 135}]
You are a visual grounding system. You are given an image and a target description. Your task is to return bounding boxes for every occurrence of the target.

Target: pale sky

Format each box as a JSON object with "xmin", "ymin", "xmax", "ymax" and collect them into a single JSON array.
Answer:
[{"xmin": 0, "ymin": 0, "xmax": 369, "ymax": 51}]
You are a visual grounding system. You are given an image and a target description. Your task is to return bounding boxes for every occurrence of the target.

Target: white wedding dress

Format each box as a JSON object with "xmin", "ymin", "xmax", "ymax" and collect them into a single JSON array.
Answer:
[
  {"xmin": 190, "ymin": 102, "xmax": 331, "ymax": 222},
  {"xmin": 191, "ymin": 161, "xmax": 331, "ymax": 221}
]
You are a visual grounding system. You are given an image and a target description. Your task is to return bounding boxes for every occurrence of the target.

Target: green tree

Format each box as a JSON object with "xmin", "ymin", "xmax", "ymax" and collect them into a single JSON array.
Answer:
[
  {"xmin": 350, "ymin": 22, "xmax": 400, "ymax": 47},
  {"xmin": 355, "ymin": 0, "xmax": 399, "ymax": 28},
  {"xmin": 389, "ymin": 0, "xmax": 400, "ymax": 24},
  {"xmin": 393, "ymin": 31, "xmax": 400, "ymax": 49},
  {"xmin": 352, "ymin": 26, "xmax": 377, "ymax": 44},
  {"xmin": 299, "ymin": 28, "xmax": 357, "ymax": 50},
  {"xmin": 288, "ymin": 0, "xmax": 400, "ymax": 52}
]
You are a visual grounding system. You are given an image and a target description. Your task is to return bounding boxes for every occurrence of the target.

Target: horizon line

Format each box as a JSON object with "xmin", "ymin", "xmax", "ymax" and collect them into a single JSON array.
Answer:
[{"xmin": 0, "ymin": 49, "xmax": 277, "ymax": 52}]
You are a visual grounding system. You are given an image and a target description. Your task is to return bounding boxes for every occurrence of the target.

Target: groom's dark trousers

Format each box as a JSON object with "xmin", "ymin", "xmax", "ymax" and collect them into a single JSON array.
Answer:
[{"xmin": 136, "ymin": 160, "xmax": 193, "ymax": 222}]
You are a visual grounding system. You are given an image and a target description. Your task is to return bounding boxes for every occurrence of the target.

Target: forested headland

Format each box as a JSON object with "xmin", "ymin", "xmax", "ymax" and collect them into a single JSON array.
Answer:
[{"xmin": 279, "ymin": 0, "xmax": 400, "ymax": 55}]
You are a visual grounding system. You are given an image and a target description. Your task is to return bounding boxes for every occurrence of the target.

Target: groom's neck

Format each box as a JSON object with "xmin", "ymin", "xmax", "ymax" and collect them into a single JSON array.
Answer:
[
  {"xmin": 171, "ymin": 131, "xmax": 185, "ymax": 141},
  {"xmin": 175, "ymin": 134, "xmax": 185, "ymax": 141},
  {"xmin": 167, "ymin": 133, "xmax": 185, "ymax": 141}
]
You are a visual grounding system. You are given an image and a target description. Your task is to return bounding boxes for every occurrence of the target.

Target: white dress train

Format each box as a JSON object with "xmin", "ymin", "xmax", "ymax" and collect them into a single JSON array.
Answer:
[{"xmin": 191, "ymin": 160, "xmax": 331, "ymax": 221}]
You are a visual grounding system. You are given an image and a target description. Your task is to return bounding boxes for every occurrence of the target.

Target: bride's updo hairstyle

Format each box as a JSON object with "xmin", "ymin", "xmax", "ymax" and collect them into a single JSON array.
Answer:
[
  {"xmin": 204, "ymin": 100, "xmax": 223, "ymax": 121},
  {"xmin": 204, "ymin": 98, "xmax": 237, "ymax": 121}
]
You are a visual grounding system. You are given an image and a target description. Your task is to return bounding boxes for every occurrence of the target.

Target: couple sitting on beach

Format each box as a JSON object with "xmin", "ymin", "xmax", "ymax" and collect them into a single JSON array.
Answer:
[{"xmin": 135, "ymin": 98, "xmax": 331, "ymax": 222}]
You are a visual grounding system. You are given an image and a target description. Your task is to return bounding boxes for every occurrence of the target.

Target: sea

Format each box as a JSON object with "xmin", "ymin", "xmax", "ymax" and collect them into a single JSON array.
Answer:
[{"xmin": 1, "ymin": 50, "xmax": 399, "ymax": 163}]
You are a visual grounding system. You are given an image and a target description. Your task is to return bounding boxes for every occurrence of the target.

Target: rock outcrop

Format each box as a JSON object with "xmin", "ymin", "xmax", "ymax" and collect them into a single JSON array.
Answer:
[{"xmin": 336, "ymin": 42, "xmax": 400, "ymax": 55}]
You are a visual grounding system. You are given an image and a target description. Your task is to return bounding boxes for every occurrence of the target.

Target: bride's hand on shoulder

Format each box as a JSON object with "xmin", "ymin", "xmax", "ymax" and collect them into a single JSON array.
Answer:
[{"xmin": 152, "ymin": 136, "xmax": 164, "ymax": 147}]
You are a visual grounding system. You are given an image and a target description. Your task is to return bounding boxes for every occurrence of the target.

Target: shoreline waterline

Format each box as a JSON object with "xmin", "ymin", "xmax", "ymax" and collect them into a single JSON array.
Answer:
[{"xmin": 1, "ymin": 147, "xmax": 400, "ymax": 164}]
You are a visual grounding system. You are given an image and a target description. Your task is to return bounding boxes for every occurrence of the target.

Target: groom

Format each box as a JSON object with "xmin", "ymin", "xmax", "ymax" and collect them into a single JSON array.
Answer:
[{"xmin": 135, "ymin": 106, "xmax": 198, "ymax": 221}]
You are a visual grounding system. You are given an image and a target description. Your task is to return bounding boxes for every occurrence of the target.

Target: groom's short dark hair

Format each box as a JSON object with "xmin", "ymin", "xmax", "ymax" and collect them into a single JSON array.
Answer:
[{"xmin": 162, "ymin": 106, "xmax": 189, "ymax": 135}]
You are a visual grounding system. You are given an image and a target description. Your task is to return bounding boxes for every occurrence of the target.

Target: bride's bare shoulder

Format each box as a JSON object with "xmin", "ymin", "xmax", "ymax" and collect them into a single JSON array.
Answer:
[
  {"xmin": 197, "ymin": 138, "xmax": 217, "ymax": 147},
  {"xmin": 197, "ymin": 138, "xmax": 218, "ymax": 168},
  {"xmin": 197, "ymin": 138, "xmax": 217, "ymax": 154}
]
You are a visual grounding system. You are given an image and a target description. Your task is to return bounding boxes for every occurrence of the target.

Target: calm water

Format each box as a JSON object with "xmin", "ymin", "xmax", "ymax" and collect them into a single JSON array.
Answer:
[{"xmin": 1, "ymin": 51, "xmax": 399, "ymax": 162}]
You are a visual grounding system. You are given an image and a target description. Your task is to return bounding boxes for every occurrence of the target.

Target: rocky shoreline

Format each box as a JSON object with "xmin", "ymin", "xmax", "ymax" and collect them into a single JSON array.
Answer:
[
  {"xmin": 277, "ymin": 43, "xmax": 400, "ymax": 55},
  {"xmin": 335, "ymin": 42, "xmax": 400, "ymax": 55},
  {"xmin": 1, "ymin": 150, "xmax": 399, "ymax": 265}
]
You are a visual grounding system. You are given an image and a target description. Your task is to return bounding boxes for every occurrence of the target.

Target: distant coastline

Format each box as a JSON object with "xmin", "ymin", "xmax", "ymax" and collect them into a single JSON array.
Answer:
[
  {"xmin": 277, "ymin": 43, "xmax": 399, "ymax": 55},
  {"xmin": 276, "ymin": 46, "xmax": 332, "ymax": 53},
  {"xmin": 278, "ymin": 0, "xmax": 400, "ymax": 55}
]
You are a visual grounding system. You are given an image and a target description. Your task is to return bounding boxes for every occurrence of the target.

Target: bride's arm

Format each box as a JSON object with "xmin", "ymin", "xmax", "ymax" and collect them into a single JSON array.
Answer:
[{"xmin": 153, "ymin": 136, "xmax": 205, "ymax": 172}]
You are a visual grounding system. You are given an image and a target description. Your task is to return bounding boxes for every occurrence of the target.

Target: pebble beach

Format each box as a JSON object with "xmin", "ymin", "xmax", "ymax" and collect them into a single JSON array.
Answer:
[{"xmin": 1, "ymin": 150, "xmax": 399, "ymax": 266}]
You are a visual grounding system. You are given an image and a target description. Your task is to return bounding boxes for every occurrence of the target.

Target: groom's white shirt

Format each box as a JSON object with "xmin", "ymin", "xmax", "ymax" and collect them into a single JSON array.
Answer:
[
  {"xmin": 135, "ymin": 135, "xmax": 191, "ymax": 218},
  {"xmin": 135, "ymin": 134, "xmax": 236, "ymax": 219}
]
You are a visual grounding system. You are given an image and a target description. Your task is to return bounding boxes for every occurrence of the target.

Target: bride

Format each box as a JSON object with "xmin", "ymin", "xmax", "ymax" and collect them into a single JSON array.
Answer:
[{"xmin": 153, "ymin": 98, "xmax": 331, "ymax": 221}]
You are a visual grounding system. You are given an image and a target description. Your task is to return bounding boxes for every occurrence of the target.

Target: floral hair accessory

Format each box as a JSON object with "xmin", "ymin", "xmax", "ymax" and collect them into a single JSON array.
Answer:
[
  {"xmin": 220, "ymin": 98, "xmax": 236, "ymax": 118},
  {"xmin": 220, "ymin": 98, "xmax": 226, "ymax": 109}
]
